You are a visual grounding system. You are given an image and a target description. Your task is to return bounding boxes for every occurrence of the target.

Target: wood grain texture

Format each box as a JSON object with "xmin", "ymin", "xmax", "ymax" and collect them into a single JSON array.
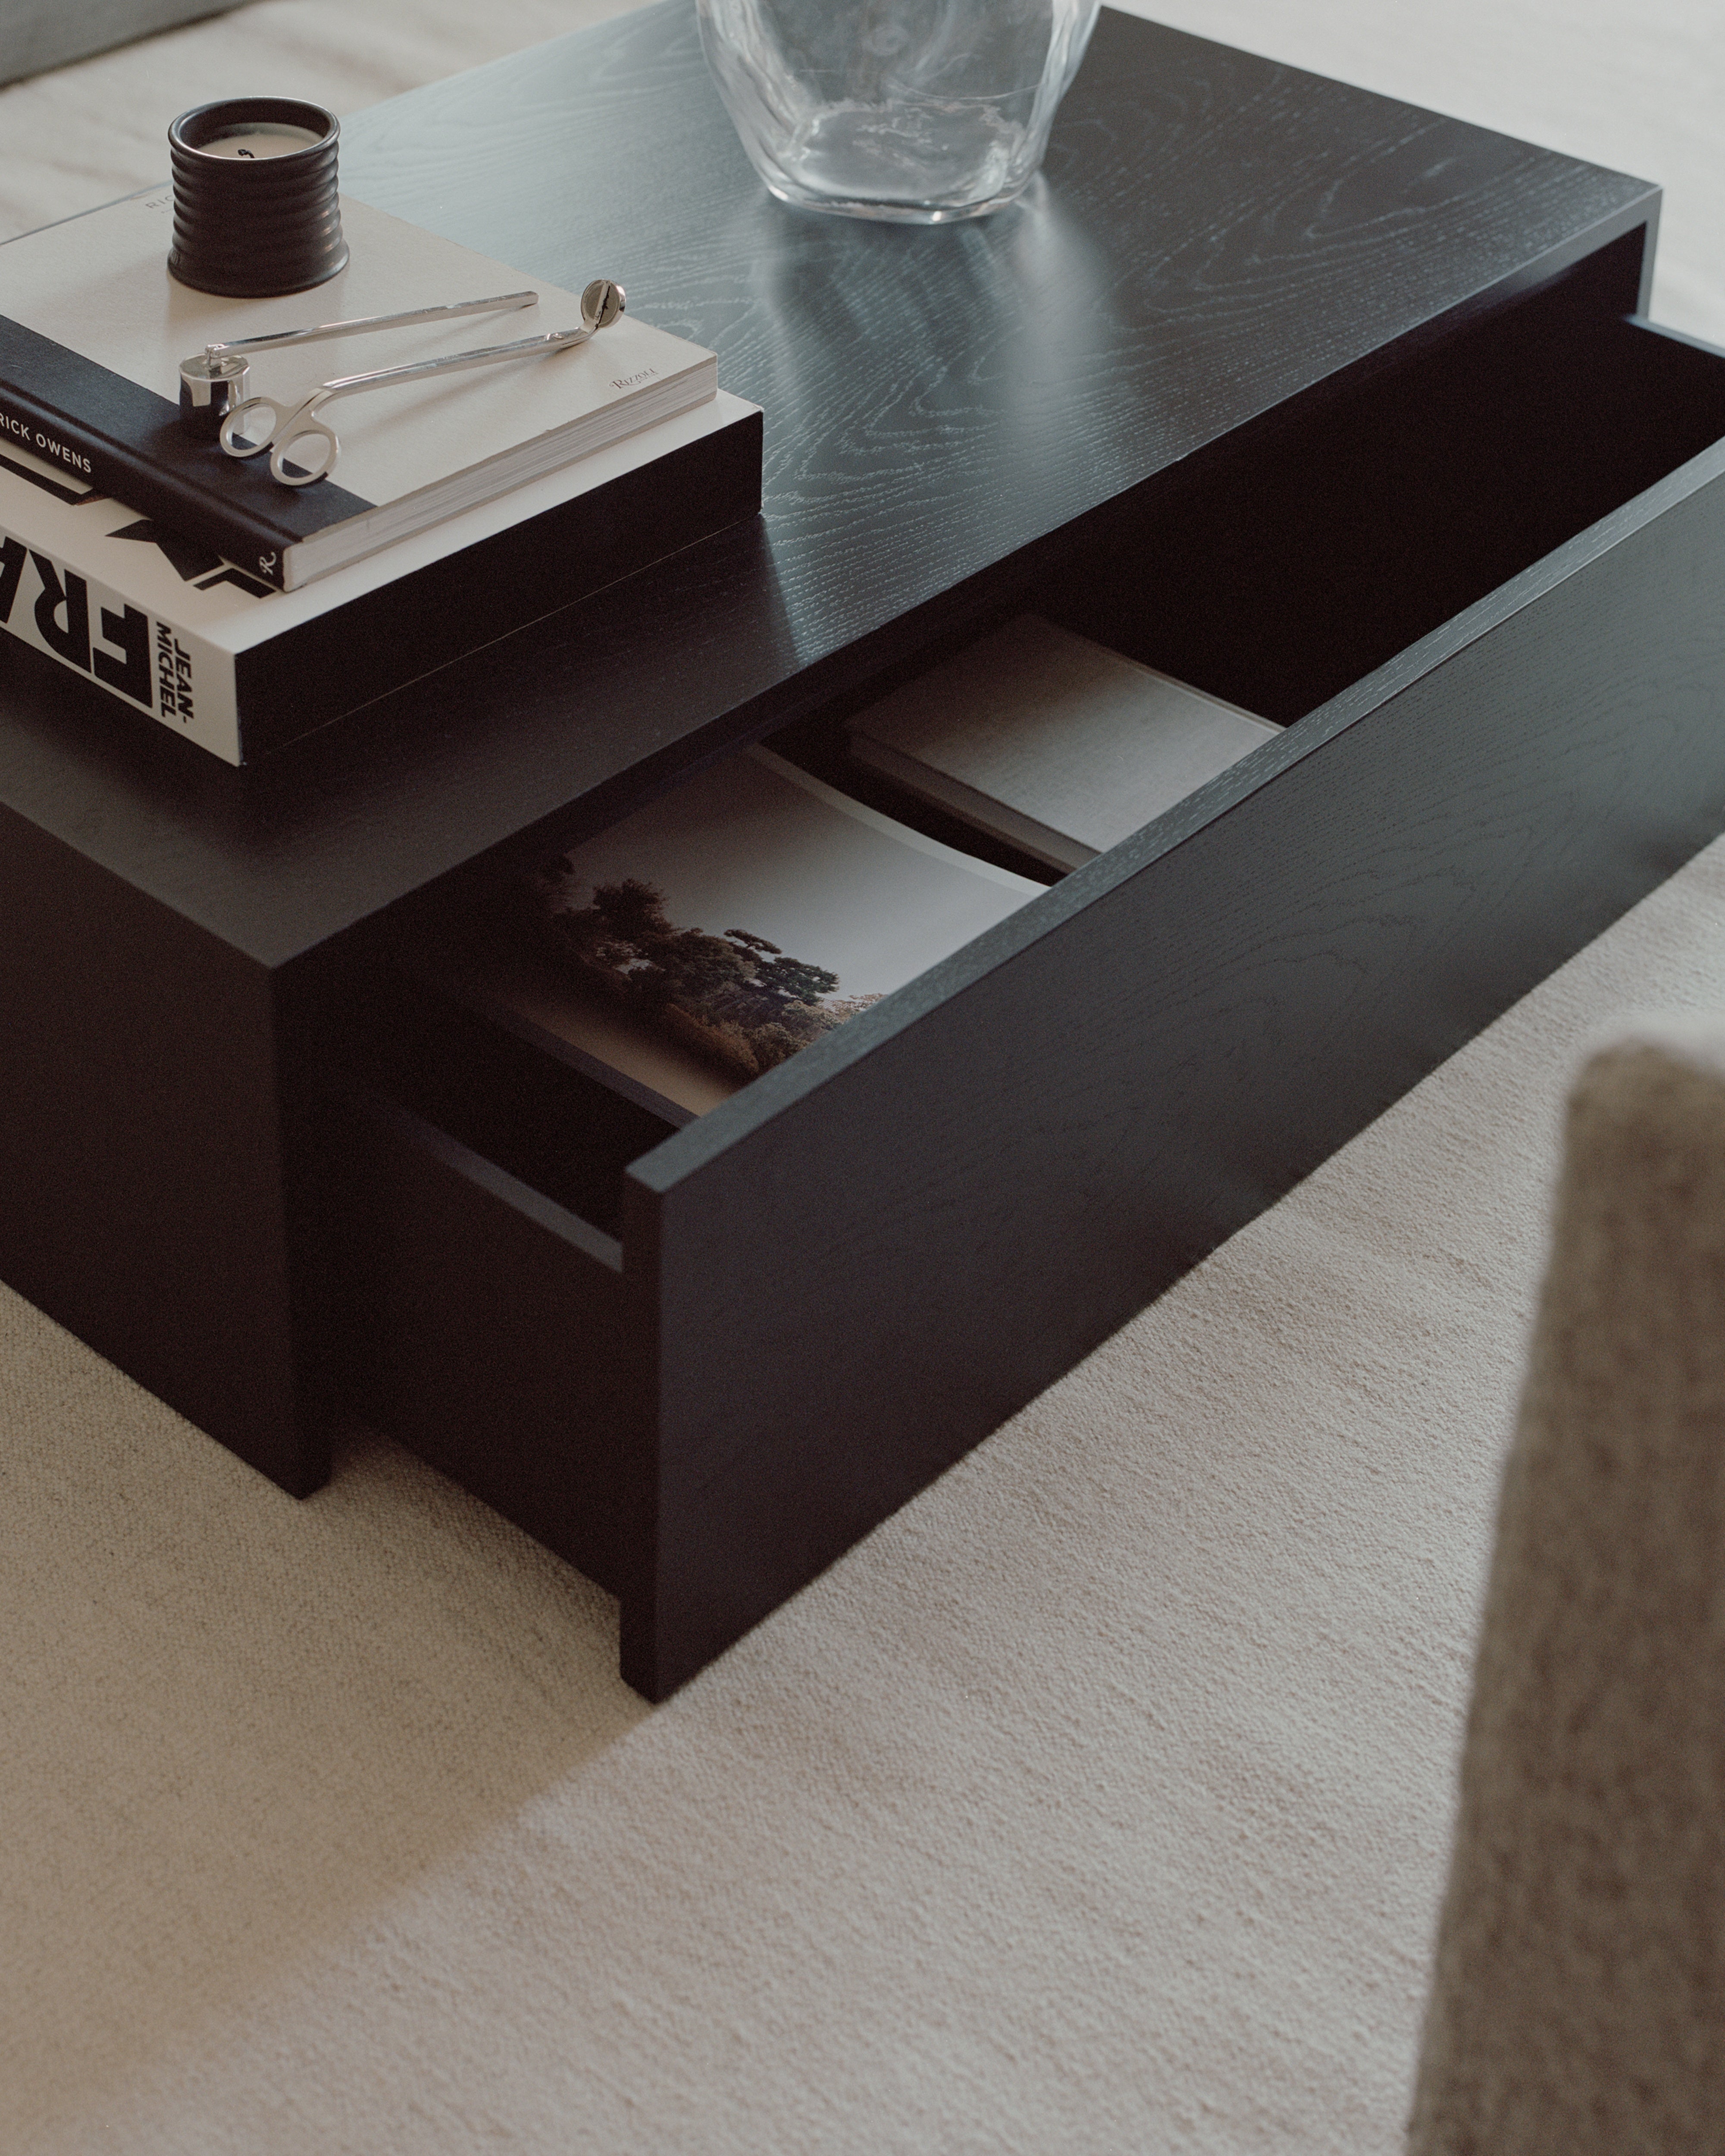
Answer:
[{"xmin": 0, "ymin": 3, "xmax": 1656, "ymax": 968}]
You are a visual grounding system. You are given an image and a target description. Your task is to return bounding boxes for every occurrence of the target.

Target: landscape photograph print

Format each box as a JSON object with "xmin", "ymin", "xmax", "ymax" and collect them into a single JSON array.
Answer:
[
  {"xmin": 525, "ymin": 860, "xmax": 881, "ymax": 1083},
  {"xmin": 509, "ymin": 745, "xmax": 1042, "ymax": 1109}
]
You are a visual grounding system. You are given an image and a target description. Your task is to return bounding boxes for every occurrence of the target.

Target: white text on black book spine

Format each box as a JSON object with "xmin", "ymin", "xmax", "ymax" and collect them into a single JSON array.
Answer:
[
  {"xmin": 0, "ymin": 406, "xmax": 94, "ymax": 476},
  {"xmin": 0, "ymin": 526, "xmax": 190, "ymax": 726}
]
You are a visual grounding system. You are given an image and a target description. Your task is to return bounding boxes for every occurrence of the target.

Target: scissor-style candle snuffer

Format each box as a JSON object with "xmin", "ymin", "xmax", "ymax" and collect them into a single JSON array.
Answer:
[{"xmin": 177, "ymin": 277, "xmax": 626, "ymax": 486}]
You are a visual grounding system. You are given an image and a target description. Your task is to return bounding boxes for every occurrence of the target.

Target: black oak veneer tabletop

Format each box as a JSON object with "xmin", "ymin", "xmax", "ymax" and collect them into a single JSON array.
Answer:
[{"xmin": 0, "ymin": 1, "xmax": 1653, "ymax": 967}]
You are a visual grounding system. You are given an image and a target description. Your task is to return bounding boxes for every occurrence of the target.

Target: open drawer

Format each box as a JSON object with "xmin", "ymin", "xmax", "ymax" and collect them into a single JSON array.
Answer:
[{"xmin": 327, "ymin": 245, "xmax": 1725, "ymax": 1699}]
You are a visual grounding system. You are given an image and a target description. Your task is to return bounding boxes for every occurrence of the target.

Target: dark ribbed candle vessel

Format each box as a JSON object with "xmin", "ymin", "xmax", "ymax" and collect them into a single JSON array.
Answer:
[{"xmin": 167, "ymin": 99, "xmax": 348, "ymax": 298}]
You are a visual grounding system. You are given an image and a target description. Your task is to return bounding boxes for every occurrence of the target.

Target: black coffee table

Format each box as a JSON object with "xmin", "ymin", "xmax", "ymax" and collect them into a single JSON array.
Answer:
[{"xmin": 5, "ymin": 3, "xmax": 1722, "ymax": 1696}]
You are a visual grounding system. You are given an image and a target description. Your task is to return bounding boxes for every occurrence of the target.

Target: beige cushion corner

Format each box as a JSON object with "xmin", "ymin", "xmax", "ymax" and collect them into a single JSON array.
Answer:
[
  {"xmin": 0, "ymin": 0, "xmax": 243, "ymax": 88},
  {"xmin": 1410, "ymin": 1026, "xmax": 1725, "ymax": 2153}
]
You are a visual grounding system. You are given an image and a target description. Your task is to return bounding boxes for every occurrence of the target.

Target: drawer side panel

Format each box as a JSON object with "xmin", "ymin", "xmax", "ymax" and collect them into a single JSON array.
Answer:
[{"xmin": 333, "ymin": 1096, "xmax": 629, "ymax": 1594}]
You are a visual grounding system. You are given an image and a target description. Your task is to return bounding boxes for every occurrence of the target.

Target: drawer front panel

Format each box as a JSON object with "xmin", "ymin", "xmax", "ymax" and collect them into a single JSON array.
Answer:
[
  {"xmin": 623, "ymin": 441, "xmax": 1725, "ymax": 1697},
  {"xmin": 335, "ymin": 1096, "xmax": 631, "ymax": 1595}
]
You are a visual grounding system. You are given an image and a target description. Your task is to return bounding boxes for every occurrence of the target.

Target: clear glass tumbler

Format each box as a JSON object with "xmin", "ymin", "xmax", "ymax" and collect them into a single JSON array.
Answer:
[{"xmin": 696, "ymin": 0, "xmax": 1102, "ymax": 223}]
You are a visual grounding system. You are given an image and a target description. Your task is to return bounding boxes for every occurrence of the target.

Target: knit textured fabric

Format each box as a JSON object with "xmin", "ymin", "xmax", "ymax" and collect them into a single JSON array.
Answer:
[{"xmin": 1409, "ymin": 1030, "xmax": 1725, "ymax": 2153}]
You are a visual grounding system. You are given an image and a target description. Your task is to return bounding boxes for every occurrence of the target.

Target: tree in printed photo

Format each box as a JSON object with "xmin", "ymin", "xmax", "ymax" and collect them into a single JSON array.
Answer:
[{"xmin": 527, "ymin": 864, "xmax": 878, "ymax": 1079}]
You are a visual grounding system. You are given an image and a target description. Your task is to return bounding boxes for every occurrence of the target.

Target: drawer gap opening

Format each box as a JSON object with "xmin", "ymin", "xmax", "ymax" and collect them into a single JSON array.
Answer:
[{"xmin": 1041, "ymin": 234, "xmax": 1725, "ymax": 725}]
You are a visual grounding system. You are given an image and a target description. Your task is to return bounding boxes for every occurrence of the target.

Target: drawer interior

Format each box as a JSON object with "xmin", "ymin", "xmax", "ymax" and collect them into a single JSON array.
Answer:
[
  {"xmin": 767, "ymin": 241, "xmax": 1725, "ymax": 860},
  {"xmin": 358, "ymin": 238, "xmax": 1725, "ymax": 1249},
  {"xmin": 1035, "ymin": 238, "xmax": 1725, "ymax": 724}
]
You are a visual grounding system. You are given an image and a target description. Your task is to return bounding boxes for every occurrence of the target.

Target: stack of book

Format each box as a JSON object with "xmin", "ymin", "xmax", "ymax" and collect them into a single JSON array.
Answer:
[{"xmin": 0, "ymin": 191, "xmax": 761, "ymax": 762}]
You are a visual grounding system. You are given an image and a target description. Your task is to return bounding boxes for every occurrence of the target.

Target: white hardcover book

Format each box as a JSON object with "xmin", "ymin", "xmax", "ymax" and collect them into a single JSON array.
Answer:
[
  {"xmin": 0, "ymin": 191, "xmax": 720, "ymax": 589},
  {"xmin": 848, "ymin": 615, "xmax": 1281, "ymax": 870},
  {"xmin": 416, "ymin": 746, "xmax": 1043, "ymax": 1123},
  {"xmin": 0, "ymin": 393, "xmax": 760, "ymax": 763}
]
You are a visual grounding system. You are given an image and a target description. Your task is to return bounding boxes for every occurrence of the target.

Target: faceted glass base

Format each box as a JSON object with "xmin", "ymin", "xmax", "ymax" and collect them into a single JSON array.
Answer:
[
  {"xmin": 761, "ymin": 177, "xmax": 1035, "ymax": 225},
  {"xmin": 698, "ymin": 1, "xmax": 1100, "ymax": 225}
]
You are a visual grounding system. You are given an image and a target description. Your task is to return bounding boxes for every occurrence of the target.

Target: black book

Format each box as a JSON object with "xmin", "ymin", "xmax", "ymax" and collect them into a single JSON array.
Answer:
[{"xmin": 0, "ymin": 395, "xmax": 761, "ymax": 764}]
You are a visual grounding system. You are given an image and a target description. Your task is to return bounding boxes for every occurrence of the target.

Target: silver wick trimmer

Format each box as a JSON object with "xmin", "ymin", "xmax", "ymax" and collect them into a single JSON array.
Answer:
[{"xmin": 177, "ymin": 278, "xmax": 626, "ymax": 486}]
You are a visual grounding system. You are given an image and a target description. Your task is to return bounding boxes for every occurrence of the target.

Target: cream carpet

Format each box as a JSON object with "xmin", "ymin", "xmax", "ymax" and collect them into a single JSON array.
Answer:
[{"xmin": 4, "ymin": 3, "xmax": 1725, "ymax": 2149}]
